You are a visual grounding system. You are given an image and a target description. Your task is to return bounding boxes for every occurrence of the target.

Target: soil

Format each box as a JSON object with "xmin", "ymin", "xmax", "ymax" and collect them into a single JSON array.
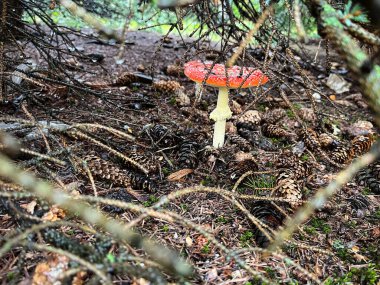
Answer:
[{"xmin": 0, "ymin": 30, "xmax": 379, "ymax": 284}]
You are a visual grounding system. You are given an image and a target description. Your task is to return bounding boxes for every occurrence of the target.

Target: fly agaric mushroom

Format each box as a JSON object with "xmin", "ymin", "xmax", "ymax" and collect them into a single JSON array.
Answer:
[{"xmin": 184, "ymin": 60, "xmax": 269, "ymax": 148}]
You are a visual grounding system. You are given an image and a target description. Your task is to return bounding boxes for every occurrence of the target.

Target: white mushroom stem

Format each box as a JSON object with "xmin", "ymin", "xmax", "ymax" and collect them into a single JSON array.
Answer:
[{"xmin": 209, "ymin": 87, "xmax": 232, "ymax": 148}]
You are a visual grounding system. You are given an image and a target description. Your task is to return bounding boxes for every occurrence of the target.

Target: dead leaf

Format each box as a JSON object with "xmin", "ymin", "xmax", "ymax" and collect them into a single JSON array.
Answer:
[
  {"xmin": 20, "ymin": 200, "xmax": 37, "ymax": 214},
  {"xmin": 334, "ymin": 100, "xmax": 356, "ymax": 108},
  {"xmin": 353, "ymin": 253, "xmax": 368, "ymax": 262},
  {"xmin": 84, "ymin": 80, "xmax": 110, "ymax": 89},
  {"xmin": 351, "ymin": 245, "xmax": 360, "ymax": 253},
  {"xmin": 372, "ymin": 227, "xmax": 380, "ymax": 238},
  {"xmin": 167, "ymin": 168, "xmax": 193, "ymax": 181},
  {"xmin": 326, "ymin": 74, "xmax": 351, "ymax": 94},
  {"xmin": 72, "ymin": 271, "xmax": 87, "ymax": 285},
  {"xmin": 32, "ymin": 255, "xmax": 69, "ymax": 285},
  {"xmin": 206, "ymin": 268, "xmax": 218, "ymax": 282},
  {"xmin": 185, "ymin": 236, "xmax": 193, "ymax": 247},
  {"xmin": 42, "ymin": 205, "xmax": 66, "ymax": 221}
]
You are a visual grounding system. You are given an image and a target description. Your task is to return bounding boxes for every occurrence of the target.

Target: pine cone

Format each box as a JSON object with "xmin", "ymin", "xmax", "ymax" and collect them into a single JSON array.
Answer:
[
  {"xmin": 349, "ymin": 135, "xmax": 375, "ymax": 158},
  {"xmin": 165, "ymin": 65, "xmax": 183, "ymax": 76},
  {"xmin": 261, "ymin": 123, "xmax": 295, "ymax": 140},
  {"xmin": 292, "ymin": 162, "xmax": 312, "ymax": 179},
  {"xmin": 330, "ymin": 145, "xmax": 352, "ymax": 163},
  {"xmin": 261, "ymin": 108, "xmax": 286, "ymax": 124},
  {"xmin": 299, "ymin": 128, "xmax": 321, "ymax": 149},
  {"xmin": 103, "ymin": 190, "xmax": 134, "ymax": 213},
  {"xmin": 153, "ymin": 80, "xmax": 182, "ymax": 94},
  {"xmin": 148, "ymin": 124, "xmax": 178, "ymax": 146},
  {"xmin": 347, "ymin": 194, "xmax": 370, "ymax": 210},
  {"xmin": 82, "ymin": 155, "xmax": 154, "ymax": 192},
  {"xmin": 114, "ymin": 72, "xmax": 138, "ymax": 86},
  {"xmin": 83, "ymin": 155, "xmax": 131, "ymax": 186},
  {"xmin": 249, "ymin": 202, "xmax": 284, "ymax": 248},
  {"xmin": 130, "ymin": 173, "xmax": 155, "ymax": 192},
  {"xmin": 356, "ymin": 162, "xmax": 380, "ymax": 194},
  {"xmin": 178, "ymin": 141, "xmax": 199, "ymax": 169},
  {"xmin": 231, "ymin": 100, "xmax": 243, "ymax": 115},
  {"xmin": 275, "ymin": 170, "xmax": 302, "ymax": 208},
  {"xmin": 129, "ymin": 150, "xmax": 157, "ymax": 173},
  {"xmin": 237, "ymin": 110, "xmax": 261, "ymax": 130},
  {"xmin": 228, "ymin": 159, "xmax": 258, "ymax": 181},
  {"xmin": 298, "ymin": 108, "xmax": 317, "ymax": 123},
  {"xmin": 228, "ymin": 134, "xmax": 252, "ymax": 151},
  {"xmin": 318, "ymin": 133, "xmax": 338, "ymax": 149},
  {"xmin": 275, "ymin": 150, "xmax": 299, "ymax": 168}
]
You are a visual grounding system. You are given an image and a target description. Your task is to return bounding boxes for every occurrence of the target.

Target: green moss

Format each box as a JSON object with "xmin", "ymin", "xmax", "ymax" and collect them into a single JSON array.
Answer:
[
  {"xmin": 106, "ymin": 253, "xmax": 116, "ymax": 263},
  {"xmin": 265, "ymin": 267, "xmax": 276, "ymax": 279},
  {"xmin": 6, "ymin": 272, "xmax": 16, "ymax": 281},
  {"xmin": 324, "ymin": 264, "xmax": 379, "ymax": 285},
  {"xmin": 332, "ymin": 240, "xmax": 354, "ymax": 262},
  {"xmin": 346, "ymin": 220, "xmax": 357, "ymax": 229},
  {"xmin": 200, "ymin": 175, "xmax": 213, "ymax": 186},
  {"xmin": 143, "ymin": 195, "xmax": 159, "ymax": 207},
  {"xmin": 240, "ymin": 230, "xmax": 254, "ymax": 246},
  {"xmin": 169, "ymin": 97, "xmax": 177, "ymax": 105},
  {"xmin": 286, "ymin": 109, "xmax": 295, "ymax": 119},
  {"xmin": 374, "ymin": 209, "xmax": 380, "ymax": 219},
  {"xmin": 362, "ymin": 187, "xmax": 371, "ymax": 195},
  {"xmin": 216, "ymin": 216, "xmax": 228, "ymax": 224},
  {"xmin": 256, "ymin": 104, "xmax": 266, "ymax": 112},
  {"xmin": 310, "ymin": 218, "xmax": 331, "ymax": 234},
  {"xmin": 304, "ymin": 226, "xmax": 317, "ymax": 235},
  {"xmin": 300, "ymin": 154, "xmax": 309, "ymax": 161},
  {"xmin": 180, "ymin": 203, "xmax": 188, "ymax": 212},
  {"xmin": 162, "ymin": 167, "xmax": 170, "ymax": 176},
  {"xmin": 162, "ymin": 224, "xmax": 169, "ymax": 232},
  {"xmin": 201, "ymin": 241, "xmax": 211, "ymax": 254}
]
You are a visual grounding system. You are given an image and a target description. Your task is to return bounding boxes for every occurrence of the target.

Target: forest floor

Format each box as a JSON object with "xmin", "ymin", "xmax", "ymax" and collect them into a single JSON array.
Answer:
[{"xmin": 0, "ymin": 30, "xmax": 379, "ymax": 284}]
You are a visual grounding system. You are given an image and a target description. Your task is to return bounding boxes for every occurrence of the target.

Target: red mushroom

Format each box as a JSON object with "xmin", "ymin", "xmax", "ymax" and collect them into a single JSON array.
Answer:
[{"xmin": 184, "ymin": 60, "xmax": 269, "ymax": 148}]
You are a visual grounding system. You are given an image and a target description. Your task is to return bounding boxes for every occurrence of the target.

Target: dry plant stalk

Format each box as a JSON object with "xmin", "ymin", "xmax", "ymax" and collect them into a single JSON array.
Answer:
[
  {"xmin": 227, "ymin": 6, "xmax": 273, "ymax": 68},
  {"xmin": 0, "ymin": 153, "xmax": 192, "ymax": 277},
  {"xmin": 59, "ymin": 0, "xmax": 123, "ymax": 42}
]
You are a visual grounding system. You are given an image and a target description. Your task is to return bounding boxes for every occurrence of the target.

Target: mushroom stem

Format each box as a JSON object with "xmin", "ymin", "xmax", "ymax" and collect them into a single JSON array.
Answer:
[
  {"xmin": 209, "ymin": 87, "xmax": 232, "ymax": 148},
  {"xmin": 213, "ymin": 120, "xmax": 227, "ymax": 148}
]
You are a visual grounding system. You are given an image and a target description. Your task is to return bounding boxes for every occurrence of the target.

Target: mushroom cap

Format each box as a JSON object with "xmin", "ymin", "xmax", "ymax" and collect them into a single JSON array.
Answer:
[{"xmin": 184, "ymin": 60, "xmax": 269, "ymax": 89}]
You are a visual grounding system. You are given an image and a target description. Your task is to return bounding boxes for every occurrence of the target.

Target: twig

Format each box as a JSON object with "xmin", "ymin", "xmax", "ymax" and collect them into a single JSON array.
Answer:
[
  {"xmin": 59, "ymin": 0, "xmax": 123, "ymax": 42},
  {"xmin": 0, "ymin": 153, "xmax": 192, "ymax": 277}
]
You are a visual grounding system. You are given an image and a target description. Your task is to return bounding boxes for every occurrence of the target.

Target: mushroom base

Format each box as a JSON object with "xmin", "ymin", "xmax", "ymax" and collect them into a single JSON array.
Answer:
[{"xmin": 212, "ymin": 119, "xmax": 227, "ymax": 148}]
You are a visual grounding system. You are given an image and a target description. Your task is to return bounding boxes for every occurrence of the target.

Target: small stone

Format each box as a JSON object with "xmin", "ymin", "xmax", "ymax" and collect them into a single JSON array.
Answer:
[
  {"xmin": 231, "ymin": 100, "xmax": 242, "ymax": 114},
  {"xmin": 137, "ymin": 64, "xmax": 145, "ymax": 72},
  {"xmin": 177, "ymin": 91, "xmax": 190, "ymax": 106},
  {"xmin": 312, "ymin": 93, "xmax": 321, "ymax": 102},
  {"xmin": 226, "ymin": 122, "xmax": 237, "ymax": 134},
  {"xmin": 235, "ymin": 151, "xmax": 253, "ymax": 161}
]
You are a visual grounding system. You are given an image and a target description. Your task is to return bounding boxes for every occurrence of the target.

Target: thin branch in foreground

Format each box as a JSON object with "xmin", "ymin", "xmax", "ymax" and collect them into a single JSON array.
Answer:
[{"xmin": 0, "ymin": 153, "xmax": 193, "ymax": 278}]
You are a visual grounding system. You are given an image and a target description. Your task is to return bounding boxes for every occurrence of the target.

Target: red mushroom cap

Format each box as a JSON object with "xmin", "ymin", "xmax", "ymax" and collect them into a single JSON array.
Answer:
[{"xmin": 184, "ymin": 60, "xmax": 269, "ymax": 89}]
